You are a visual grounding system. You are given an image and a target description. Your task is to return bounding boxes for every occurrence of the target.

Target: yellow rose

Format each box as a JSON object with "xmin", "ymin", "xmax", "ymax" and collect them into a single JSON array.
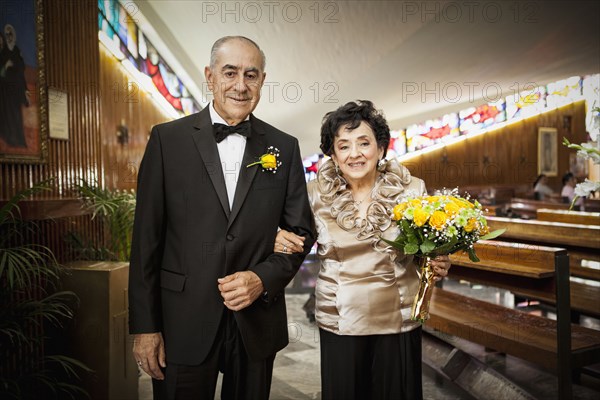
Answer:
[
  {"xmin": 427, "ymin": 196, "xmax": 440, "ymax": 203},
  {"xmin": 410, "ymin": 199, "xmax": 422, "ymax": 208},
  {"xmin": 460, "ymin": 198, "xmax": 475, "ymax": 208},
  {"xmin": 451, "ymin": 197, "xmax": 464, "ymax": 207},
  {"xmin": 261, "ymin": 154, "xmax": 277, "ymax": 169},
  {"xmin": 392, "ymin": 203, "xmax": 407, "ymax": 220},
  {"xmin": 429, "ymin": 210, "xmax": 448, "ymax": 230},
  {"xmin": 464, "ymin": 218, "xmax": 477, "ymax": 232},
  {"xmin": 443, "ymin": 201, "xmax": 461, "ymax": 216},
  {"xmin": 413, "ymin": 208, "xmax": 429, "ymax": 227}
]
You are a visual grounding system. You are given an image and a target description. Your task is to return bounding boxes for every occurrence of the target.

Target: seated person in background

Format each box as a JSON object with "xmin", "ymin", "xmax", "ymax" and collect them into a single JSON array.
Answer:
[
  {"xmin": 561, "ymin": 172, "xmax": 584, "ymax": 209},
  {"xmin": 533, "ymin": 174, "xmax": 554, "ymax": 200}
]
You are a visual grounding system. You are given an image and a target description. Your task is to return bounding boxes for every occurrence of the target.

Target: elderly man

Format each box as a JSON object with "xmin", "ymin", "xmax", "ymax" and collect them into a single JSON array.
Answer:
[{"xmin": 129, "ymin": 36, "xmax": 315, "ymax": 399}]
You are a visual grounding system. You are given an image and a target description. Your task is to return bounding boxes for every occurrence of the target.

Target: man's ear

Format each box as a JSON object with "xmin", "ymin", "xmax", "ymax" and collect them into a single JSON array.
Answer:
[
  {"xmin": 204, "ymin": 66, "xmax": 214, "ymax": 91},
  {"xmin": 260, "ymin": 71, "xmax": 267, "ymax": 87}
]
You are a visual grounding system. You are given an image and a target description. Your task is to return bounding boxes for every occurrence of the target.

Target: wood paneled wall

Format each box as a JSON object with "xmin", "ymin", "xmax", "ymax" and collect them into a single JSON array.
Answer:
[
  {"xmin": 1, "ymin": 0, "xmax": 101, "ymax": 200},
  {"xmin": 99, "ymin": 46, "xmax": 171, "ymax": 191},
  {"xmin": 402, "ymin": 101, "xmax": 588, "ymax": 192},
  {"xmin": 0, "ymin": 0, "xmax": 105, "ymax": 263},
  {"xmin": 0, "ymin": 0, "xmax": 171, "ymax": 262},
  {"xmin": 0, "ymin": 1, "xmax": 104, "ymax": 383}
]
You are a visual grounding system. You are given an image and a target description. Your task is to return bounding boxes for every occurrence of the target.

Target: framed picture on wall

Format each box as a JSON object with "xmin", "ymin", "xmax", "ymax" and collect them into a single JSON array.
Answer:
[
  {"xmin": 0, "ymin": 0, "xmax": 47, "ymax": 163},
  {"xmin": 537, "ymin": 127, "xmax": 558, "ymax": 177}
]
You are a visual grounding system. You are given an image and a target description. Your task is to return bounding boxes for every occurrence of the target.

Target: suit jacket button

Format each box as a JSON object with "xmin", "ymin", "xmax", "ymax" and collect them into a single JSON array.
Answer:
[{"xmin": 226, "ymin": 234, "xmax": 234, "ymax": 241}]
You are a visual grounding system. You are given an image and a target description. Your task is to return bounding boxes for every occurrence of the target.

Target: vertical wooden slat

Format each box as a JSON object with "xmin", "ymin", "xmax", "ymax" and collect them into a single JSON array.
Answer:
[
  {"xmin": 1, "ymin": 0, "xmax": 102, "ymax": 199},
  {"xmin": 99, "ymin": 45, "xmax": 172, "ymax": 191}
]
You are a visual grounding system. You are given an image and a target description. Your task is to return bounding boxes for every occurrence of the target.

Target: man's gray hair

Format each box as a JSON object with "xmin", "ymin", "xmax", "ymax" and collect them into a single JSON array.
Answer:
[{"xmin": 209, "ymin": 36, "xmax": 266, "ymax": 71}]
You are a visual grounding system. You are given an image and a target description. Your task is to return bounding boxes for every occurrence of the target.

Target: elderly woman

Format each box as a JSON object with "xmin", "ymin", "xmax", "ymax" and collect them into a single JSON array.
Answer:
[{"xmin": 276, "ymin": 100, "xmax": 451, "ymax": 399}]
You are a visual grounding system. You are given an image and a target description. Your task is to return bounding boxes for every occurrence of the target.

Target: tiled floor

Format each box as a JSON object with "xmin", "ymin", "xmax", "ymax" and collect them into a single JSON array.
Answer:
[{"xmin": 139, "ymin": 288, "xmax": 600, "ymax": 399}]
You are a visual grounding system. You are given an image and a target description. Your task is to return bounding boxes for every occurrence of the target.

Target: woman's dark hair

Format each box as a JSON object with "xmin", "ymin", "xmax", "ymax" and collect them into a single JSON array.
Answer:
[
  {"xmin": 533, "ymin": 174, "xmax": 546, "ymax": 188},
  {"xmin": 562, "ymin": 172, "xmax": 574, "ymax": 186},
  {"xmin": 320, "ymin": 100, "xmax": 390, "ymax": 158}
]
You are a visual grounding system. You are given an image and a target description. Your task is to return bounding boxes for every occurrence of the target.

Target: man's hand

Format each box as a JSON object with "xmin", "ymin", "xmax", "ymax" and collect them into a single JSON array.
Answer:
[
  {"xmin": 133, "ymin": 332, "xmax": 166, "ymax": 380},
  {"xmin": 218, "ymin": 271, "xmax": 264, "ymax": 311}
]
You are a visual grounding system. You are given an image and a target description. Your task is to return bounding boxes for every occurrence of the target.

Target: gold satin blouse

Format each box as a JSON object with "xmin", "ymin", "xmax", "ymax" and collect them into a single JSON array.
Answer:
[{"xmin": 308, "ymin": 159, "xmax": 427, "ymax": 335}]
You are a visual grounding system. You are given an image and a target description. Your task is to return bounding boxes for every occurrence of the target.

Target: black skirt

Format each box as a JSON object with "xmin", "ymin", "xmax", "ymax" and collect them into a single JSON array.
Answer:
[{"xmin": 319, "ymin": 327, "xmax": 423, "ymax": 400}]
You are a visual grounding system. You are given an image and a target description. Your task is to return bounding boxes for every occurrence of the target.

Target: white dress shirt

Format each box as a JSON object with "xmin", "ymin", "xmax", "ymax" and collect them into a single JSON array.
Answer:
[{"xmin": 209, "ymin": 102, "xmax": 249, "ymax": 209}]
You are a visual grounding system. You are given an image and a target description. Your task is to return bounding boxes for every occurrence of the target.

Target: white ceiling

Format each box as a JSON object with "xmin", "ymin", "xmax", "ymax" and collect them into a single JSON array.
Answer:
[{"xmin": 132, "ymin": 0, "xmax": 600, "ymax": 156}]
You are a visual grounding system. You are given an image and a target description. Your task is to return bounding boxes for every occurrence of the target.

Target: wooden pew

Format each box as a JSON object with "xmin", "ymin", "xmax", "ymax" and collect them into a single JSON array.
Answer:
[
  {"xmin": 537, "ymin": 208, "xmax": 600, "ymax": 226},
  {"xmin": 427, "ymin": 241, "xmax": 600, "ymax": 399},
  {"xmin": 461, "ymin": 184, "xmax": 531, "ymax": 205},
  {"xmin": 485, "ymin": 217, "xmax": 600, "ymax": 319},
  {"xmin": 569, "ymin": 252, "xmax": 600, "ymax": 281},
  {"xmin": 505, "ymin": 198, "xmax": 570, "ymax": 219},
  {"xmin": 487, "ymin": 216, "xmax": 600, "ymax": 280},
  {"xmin": 486, "ymin": 216, "xmax": 600, "ymax": 249},
  {"xmin": 584, "ymin": 198, "xmax": 600, "ymax": 212}
]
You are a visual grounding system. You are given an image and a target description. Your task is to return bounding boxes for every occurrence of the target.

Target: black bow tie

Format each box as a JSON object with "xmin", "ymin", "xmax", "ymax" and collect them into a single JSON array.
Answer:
[{"xmin": 213, "ymin": 121, "xmax": 251, "ymax": 143}]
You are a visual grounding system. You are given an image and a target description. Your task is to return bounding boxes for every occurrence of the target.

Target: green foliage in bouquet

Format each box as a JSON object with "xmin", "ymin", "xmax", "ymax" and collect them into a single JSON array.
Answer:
[{"xmin": 384, "ymin": 191, "xmax": 505, "ymax": 262}]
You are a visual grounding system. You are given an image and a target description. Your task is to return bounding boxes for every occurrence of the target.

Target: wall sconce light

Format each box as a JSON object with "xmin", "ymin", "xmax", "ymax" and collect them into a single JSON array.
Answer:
[
  {"xmin": 519, "ymin": 155, "xmax": 527, "ymax": 165},
  {"xmin": 563, "ymin": 115, "xmax": 572, "ymax": 134},
  {"xmin": 116, "ymin": 119, "xmax": 129, "ymax": 145}
]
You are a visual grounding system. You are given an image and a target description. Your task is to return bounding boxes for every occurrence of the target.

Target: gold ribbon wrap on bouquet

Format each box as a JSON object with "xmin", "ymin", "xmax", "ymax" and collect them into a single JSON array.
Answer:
[{"xmin": 410, "ymin": 256, "xmax": 436, "ymax": 323}]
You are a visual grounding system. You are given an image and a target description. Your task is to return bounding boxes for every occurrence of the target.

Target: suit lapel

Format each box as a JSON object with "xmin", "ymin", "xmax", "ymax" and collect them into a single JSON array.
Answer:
[
  {"xmin": 228, "ymin": 115, "xmax": 266, "ymax": 229},
  {"xmin": 191, "ymin": 109, "xmax": 230, "ymax": 218}
]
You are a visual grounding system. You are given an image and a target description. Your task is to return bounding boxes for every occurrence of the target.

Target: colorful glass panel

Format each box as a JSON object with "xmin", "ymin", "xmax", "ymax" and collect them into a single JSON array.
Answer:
[
  {"xmin": 505, "ymin": 85, "xmax": 546, "ymax": 120},
  {"xmin": 547, "ymin": 76, "xmax": 582, "ymax": 108},
  {"xmin": 98, "ymin": 0, "xmax": 200, "ymax": 115}
]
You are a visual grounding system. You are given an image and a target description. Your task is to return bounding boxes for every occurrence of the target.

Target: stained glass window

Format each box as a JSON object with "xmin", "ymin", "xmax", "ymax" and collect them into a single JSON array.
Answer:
[
  {"xmin": 583, "ymin": 74, "xmax": 600, "ymax": 136},
  {"xmin": 459, "ymin": 100, "xmax": 506, "ymax": 135},
  {"xmin": 388, "ymin": 129, "xmax": 407, "ymax": 158},
  {"xmin": 406, "ymin": 114, "xmax": 459, "ymax": 152},
  {"xmin": 547, "ymin": 76, "xmax": 582, "ymax": 108},
  {"xmin": 505, "ymin": 86, "xmax": 546, "ymax": 120},
  {"xmin": 98, "ymin": 0, "xmax": 201, "ymax": 115}
]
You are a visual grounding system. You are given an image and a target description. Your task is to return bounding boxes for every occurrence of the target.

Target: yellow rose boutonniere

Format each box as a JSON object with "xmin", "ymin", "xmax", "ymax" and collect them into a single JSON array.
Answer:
[{"xmin": 247, "ymin": 146, "xmax": 282, "ymax": 173}]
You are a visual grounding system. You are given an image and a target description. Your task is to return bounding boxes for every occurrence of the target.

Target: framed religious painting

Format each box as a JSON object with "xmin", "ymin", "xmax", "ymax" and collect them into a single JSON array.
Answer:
[
  {"xmin": 0, "ymin": 0, "xmax": 47, "ymax": 163},
  {"xmin": 537, "ymin": 127, "xmax": 558, "ymax": 177}
]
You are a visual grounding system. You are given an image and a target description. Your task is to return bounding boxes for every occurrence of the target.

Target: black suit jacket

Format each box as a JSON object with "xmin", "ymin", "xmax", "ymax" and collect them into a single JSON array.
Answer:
[{"xmin": 128, "ymin": 107, "xmax": 315, "ymax": 364}]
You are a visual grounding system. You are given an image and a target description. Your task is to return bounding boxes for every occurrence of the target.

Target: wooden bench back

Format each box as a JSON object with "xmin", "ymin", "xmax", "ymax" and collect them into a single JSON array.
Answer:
[
  {"xmin": 584, "ymin": 198, "xmax": 600, "ymax": 212},
  {"xmin": 486, "ymin": 216, "xmax": 600, "ymax": 249},
  {"xmin": 450, "ymin": 240, "xmax": 562, "ymax": 278},
  {"xmin": 507, "ymin": 198, "xmax": 570, "ymax": 219},
  {"xmin": 537, "ymin": 208, "xmax": 600, "ymax": 225}
]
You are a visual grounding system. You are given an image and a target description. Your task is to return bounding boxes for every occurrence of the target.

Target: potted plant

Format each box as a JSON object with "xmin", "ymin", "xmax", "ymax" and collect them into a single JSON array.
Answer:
[{"xmin": 0, "ymin": 180, "xmax": 90, "ymax": 399}]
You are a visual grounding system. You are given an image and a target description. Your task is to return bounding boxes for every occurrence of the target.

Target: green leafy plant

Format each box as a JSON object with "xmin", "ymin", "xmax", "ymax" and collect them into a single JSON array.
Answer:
[
  {"xmin": 0, "ymin": 180, "xmax": 91, "ymax": 399},
  {"xmin": 68, "ymin": 180, "xmax": 136, "ymax": 261}
]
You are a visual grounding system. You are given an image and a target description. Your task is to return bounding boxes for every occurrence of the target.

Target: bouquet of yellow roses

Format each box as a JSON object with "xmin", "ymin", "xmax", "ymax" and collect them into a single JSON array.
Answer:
[{"xmin": 384, "ymin": 189, "xmax": 504, "ymax": 322}]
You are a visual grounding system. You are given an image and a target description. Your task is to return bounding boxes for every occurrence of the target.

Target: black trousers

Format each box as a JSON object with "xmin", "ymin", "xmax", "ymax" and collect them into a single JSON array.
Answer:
[
  {"xmin": 319, "ymin": 327, "xmax": 423, "ymax": 400},
  {"xmin": 152, "ymin": 310, "xmax": 275, "ymax": 400}
]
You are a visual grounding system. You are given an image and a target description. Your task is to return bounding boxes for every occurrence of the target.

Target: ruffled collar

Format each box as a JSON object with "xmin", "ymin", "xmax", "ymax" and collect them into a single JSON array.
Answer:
[{"xmin": 316, "ymin": 158, "xmax": 413, "ymax": 253}]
